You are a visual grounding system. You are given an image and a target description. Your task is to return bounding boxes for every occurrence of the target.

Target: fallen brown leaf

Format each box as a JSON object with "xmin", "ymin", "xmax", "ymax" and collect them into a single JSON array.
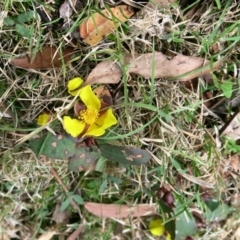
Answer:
[
  {"xmin": 228, "ymin": 155, "xmax": 240, "ymax": 173},
  {"xmin": 84, "ymin": 202, "xmax": 156, "ymax": 218},
  {"xmin": 180, "ymin": 172, "xmax": 214, "ymax": 189},
  {"xmin": 94, "ymin": 85, "xmax": 113, "ymax": 106},
  {"xmin": 67, "ymin": 225, "xmax": 84, "ymax": 240},
  {"xmin": 231, "ymin": 194, "xmax": 240, "ymax": 208},
  {"xmin": 52, "ymin": 203, "xmax": 69, "ymax": 224},
  {"xmin": 124, "ymin": 52, "xmax": 223, "ymax": 81},
  {"xmin": 59, "ymin": 0, "xmax": 73, "ymax": 19},
  {"xmin": 80, "ymin": 5, "xmax": 135, "ymax": 45},
  {"xmin": 222, "ymin": 113, "xmax": 240, "ymax": 140},
  {"xmin": 83, "ymin": 60, "xmax": 122, "ymax": 86},
  {"xmin": 10, "ymin": 46, "xmax": 74, "ymax": 69}
]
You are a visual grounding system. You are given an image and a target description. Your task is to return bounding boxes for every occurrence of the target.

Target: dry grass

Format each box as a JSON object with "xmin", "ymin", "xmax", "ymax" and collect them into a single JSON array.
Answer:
[{"xmin": 1, "ymin": 0, "xmax": 240, "ymax": 239}]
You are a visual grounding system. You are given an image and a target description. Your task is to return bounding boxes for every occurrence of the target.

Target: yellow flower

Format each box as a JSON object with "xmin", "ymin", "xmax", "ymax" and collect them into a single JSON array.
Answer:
[
  {"xmin": 37, "ymin": 113, "xmax": 51, "ymax": 126},
  {"xmin": 149, "ymin": 219, "xmax": 172, "ymax": 239},
  {"xmin": 63, "ymin": 78, "xmax": 118, "ymax": 138},
  {"xmin": 149, "ymin": 219, "xmax": 165, "ymax": 236},
  {"xmin": 166, "ymin": 233, "xmax": 172, "ymax": 240}
]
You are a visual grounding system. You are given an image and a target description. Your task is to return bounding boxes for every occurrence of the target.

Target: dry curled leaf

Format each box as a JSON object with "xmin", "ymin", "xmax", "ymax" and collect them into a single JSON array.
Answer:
[
  {"xmin": 59, "ymin": 0, "xmax": 73, "ymax": 19},
  {"xmin": 180, "ymin": 172, "xmax": 214, "ymax": 189},
  {"xmin": 94, "ymin": 85, "xmax": 113, "ymax": 106},
  {"xmin": 10, "ymin": 46, "xmax": 74, "ymax": 69},
  {"xmin": 83, "ymin": 60, "xmax": 122, "ymax": 86},
  {"xmin": 124, "ymin": 52, "xmax": 223, "ymax": 81},
  {"xmin": 52, "ymin": 203, "xmax": 69, "ymax": 224},
  {"xmin": 227, "ymin": 155, "xmax": 240, "ymax": 173},
  {"xmin": 80, "ymin": 5, "xmax": 135, "ymax": 45},
  {"xmin": 222, "ymin": 113, "xmax": 240, "ymax": 140},
  {"xmin": 84, "ymin": 202, "xmax": 156, "ymax": 218}
]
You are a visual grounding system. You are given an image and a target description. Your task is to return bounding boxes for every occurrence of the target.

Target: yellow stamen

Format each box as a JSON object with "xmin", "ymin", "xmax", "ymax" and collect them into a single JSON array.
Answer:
[{"xmin": 79, "ymin": 107, "xmax": 99, "ymax": 125}]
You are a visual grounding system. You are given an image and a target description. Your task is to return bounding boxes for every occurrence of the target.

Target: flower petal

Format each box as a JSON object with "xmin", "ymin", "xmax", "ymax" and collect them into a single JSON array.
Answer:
[
  {"xmin": 95, "ymin": 108, "xmax": 118, "ymax": 129},
  {"xmin": 37, "ymin": 113, "xmax": 51, "ymax": 126},
  {"xmin": 149, "ymin": 219, "xmax": 165, "ymax": 237},
  {"xmin": 68, "ymin": 77, "xmax": 84, "ymax": 96},
  {"xmin": 63, "ymin": 116, "xmax": 85, "ymax": 137},
  {"xmin": 166, "ymin": 233, "xmax": 172, "ymax": 240},
  {"xmin": 79, "ymin": 85, "xmax": 101, "ymax": 110},
  {"xmin": 83, "ymin": 124, "xmax": 105, "ymax": 137}
]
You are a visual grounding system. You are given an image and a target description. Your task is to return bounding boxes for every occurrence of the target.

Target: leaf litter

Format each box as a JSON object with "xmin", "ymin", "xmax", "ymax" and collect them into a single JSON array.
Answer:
[
  {"xmin": 80, "ymin": 5, "xmax": 135, "ymax": 45},
  {"xmin": 84, "ymin": 202, "xmax": 156, "ymax": 218},
  {"xmin": 124, "ymin": 52, "xmax": 224, "ymax": 81},
  {"xmin": 2, "ymin": 0, "xmax": 240, "ymax": 239},
  {"xmin": 10, "ymin": 46, "xmax": 75, "ymax": 69}
]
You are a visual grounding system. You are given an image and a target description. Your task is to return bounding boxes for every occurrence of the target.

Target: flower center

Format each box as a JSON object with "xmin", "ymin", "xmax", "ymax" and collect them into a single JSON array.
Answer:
[{"xmin": 79, "ymin": 107, "xmax": 99, "ymax": 125}]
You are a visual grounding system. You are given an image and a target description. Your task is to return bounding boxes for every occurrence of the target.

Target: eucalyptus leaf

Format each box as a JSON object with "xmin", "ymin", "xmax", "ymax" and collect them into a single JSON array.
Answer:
[{"xmin": 99, "ymin": 144, "xmax": 151, "ymax": 165}]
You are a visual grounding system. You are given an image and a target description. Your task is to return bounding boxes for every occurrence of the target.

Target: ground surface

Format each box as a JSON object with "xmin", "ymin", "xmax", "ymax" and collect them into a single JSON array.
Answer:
[{"xmin": 1, "ymin": 0, "xmax": 240, "ymax": 239}]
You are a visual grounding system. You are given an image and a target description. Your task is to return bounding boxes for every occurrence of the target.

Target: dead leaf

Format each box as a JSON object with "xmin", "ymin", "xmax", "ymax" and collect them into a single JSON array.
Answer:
[
  {"xmin": 222, "ymin": 113, "xmax": 240, "ymax": 140},
  {"xmin": 59, "ymin": 0, "xmax": 73, "ymax": 19},
  {"xmin": 10, "ymin": 46, "xmax": 74, "ymax": 69},
  {"xmin": 52, "ymin": 203, "xmax": 69, "ymax": 224},
  {"xmin": 233, "ymin": 227, "xmax": 240, "ymax": 240},
  {"xmin": 228, "ymin": 155, "xmax": 240, "ymax": 173},
  {"xmin": 231, "ymin": 194, "xmax": 240, "ymax": 208},
  {"xmin": 180, "ymin": 172, "xmax": 214, "ymax": 189},
  {"xmin": 124, "ymin": 52, "xmax": 223, "ymax": 81},
  {"xmin": 80, "ymin": 5, "xmax": 135, "ymax": 45},
  {"xmin": 83, "ymin": 60, "xmax": 122, "ymax": 86},
  {"xmin": 66, "ymin": 225, "xmax": 84, "ymax": 240},
  {"xmin": 94, "ymin": 85, "xmax": 113, "ymax": 106},
  {"xmin": 84, "ymin": 202, "xmax": 156, "ymax": 218}
]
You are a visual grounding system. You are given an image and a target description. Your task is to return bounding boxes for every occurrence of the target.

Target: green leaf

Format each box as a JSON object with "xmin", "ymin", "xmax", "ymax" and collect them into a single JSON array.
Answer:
[
  {"xmin": 221, "ymin": 80, "xmax": 233, "ymax": 98},
  {"xmin": 99, "ymin": 179, "xmax": 108, "ymax": 194},
  {"xmin": 72, "ymin": 195, "xmax": 84, "ymax": 205},
  {"xmin": 68, "ymin": 146, "xmax": 101, "ymax": 172},
  {"xmin": 99, "ymin": 143, "xmax": 151, "ymax": 165},
  {"xmin": 17, "ymin": 11, "xmax": 34, "ymax": 23},
  {"xmin": 175, "ymin": 207, "xmax": 196, "ymax": 239},
  {"xmin": 95, "ymin": 156, "xmax": 106, "ymax": 172},
  {"xmin": 4, "ymin": 17, "xmax": 15, "ymax": 26},
  {"xmin": 60, "ymin": 197, "xmax": 71, "ymax": 211},
  {"xmin": 204, "ymin": 201, "xmax": 233, "ymax": 223},
  {"xmin": 29, "ymin": 134, "xmax": 101, "ymax": 172},
  {"xmin": 15, "ymin": 23, "xmax": 32, "ymax": 38},
  {"xmin": 29, "ymin": 133, "xmax": 77, "ymax": 159},
  {"xmin": 158, "ymin": 199, "xmax": 176, "ymax": 240},
  {"xmin": 205, "ymin": 199, "xmax": 220, "ymax": 211}
]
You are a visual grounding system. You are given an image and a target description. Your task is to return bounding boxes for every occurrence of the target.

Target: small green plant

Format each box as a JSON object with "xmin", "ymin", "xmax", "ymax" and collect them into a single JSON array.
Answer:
[
  {"xmin": 61, "ymin": 192, "xmax": 84, "ymax": 211},
  {"xmin": 4, "ymin": 10, "xmax": 35, "ymax": 38},
  {"xmin": 224, "ymin": 138, "xmax": 240, "ymax": 154}
]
